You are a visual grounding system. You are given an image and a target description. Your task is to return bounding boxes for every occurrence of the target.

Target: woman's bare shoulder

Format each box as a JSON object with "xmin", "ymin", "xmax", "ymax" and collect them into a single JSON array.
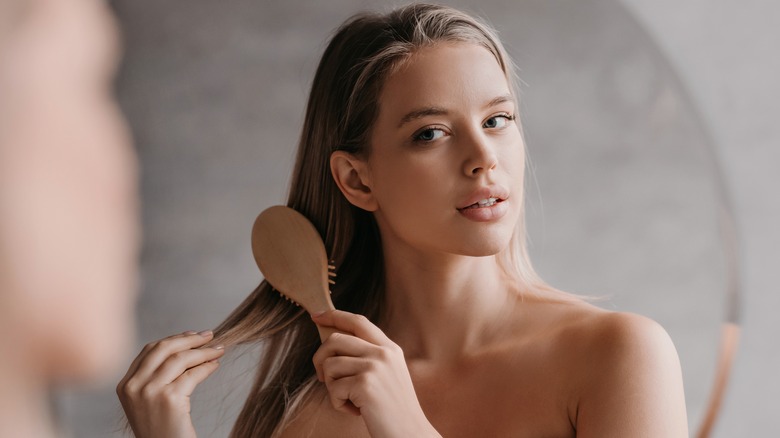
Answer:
[
  {"xmin": 535, "ymin": 299, "xmax": 688, "ymax": 436},
  {"xmin": 531, "ymin": 298, "xmax": 680, "ymax": 381},
  {"xmin": 559, "ymin": 301, "xmax": 670, "ymax": 342},
  {"xmin": 519, "ymin": 296, "xmax": 672, "ymax": 349}
]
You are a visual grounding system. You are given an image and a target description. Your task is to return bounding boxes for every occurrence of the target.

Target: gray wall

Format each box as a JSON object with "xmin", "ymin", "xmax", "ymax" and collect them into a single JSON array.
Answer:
[{"xmin": 56, "ymin": 1, "xmax": 778, "ymax": 436}]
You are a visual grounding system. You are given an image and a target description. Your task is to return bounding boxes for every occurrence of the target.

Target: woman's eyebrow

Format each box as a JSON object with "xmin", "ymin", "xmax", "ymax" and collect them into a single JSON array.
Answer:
[
  {"xmin": 485, "ymin": 93, "xmax": 514, "ymax": 109},
  {"xmin": 396, "ymin": 94, "xmax": 515, "ymax": 129},
  {"xmin": 397, "ymin": 107, "xmax": 448, "ymax": 128}
]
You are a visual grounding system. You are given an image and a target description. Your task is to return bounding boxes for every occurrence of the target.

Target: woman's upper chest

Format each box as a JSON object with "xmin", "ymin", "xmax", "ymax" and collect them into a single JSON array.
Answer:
[
  {"xmin": 313, "ymin": 342, "xmax": 578, "ymax": 438},
  {"xmin": 410, "ymin": 345, "xmax": 576, "ymax": 438}
]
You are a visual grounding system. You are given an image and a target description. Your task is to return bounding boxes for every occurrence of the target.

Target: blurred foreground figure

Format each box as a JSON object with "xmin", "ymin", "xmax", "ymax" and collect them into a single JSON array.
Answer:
[{"xmin": 0, "ymin": 0, "xmax": 140, "ymax": 436}]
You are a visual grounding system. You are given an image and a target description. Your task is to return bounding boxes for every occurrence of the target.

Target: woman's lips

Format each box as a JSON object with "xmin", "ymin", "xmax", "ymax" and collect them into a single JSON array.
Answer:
[
  {"xmin": 457, "ymin": 198, "xmax": 508, "ymax": 222},
  {"xmin": 456, "ymin": 185, "xmax": 510, "ymax": 210},
  {"xmin": 460, "ymin": 197, "xmax": 500, "ymax": 209}
]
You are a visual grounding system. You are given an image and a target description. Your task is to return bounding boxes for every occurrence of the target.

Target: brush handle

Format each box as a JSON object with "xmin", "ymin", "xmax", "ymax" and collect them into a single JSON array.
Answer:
[{"xmin": 310, "ymin": 300, "xmax": 348, "ymax": 342}]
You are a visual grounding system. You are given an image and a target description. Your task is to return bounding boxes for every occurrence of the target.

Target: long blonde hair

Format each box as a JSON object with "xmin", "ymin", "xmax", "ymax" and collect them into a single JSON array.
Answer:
[{"xmin": 210, "ymin": 3, "xmax": 585, "ymax": 436}]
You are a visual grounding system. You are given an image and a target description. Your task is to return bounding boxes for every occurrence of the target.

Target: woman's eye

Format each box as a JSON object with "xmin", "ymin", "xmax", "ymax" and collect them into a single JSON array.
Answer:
[
  {"xmin": 413, "ymin": 128, "xmax": 446, "ymax": 142},
  {"xmin": 483, "ymin": 114, "xmax": 514, "ymax": 129}
]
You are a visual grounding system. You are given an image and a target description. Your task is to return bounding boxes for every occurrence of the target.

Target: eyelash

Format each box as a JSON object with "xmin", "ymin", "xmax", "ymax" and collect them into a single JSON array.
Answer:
[{"xmin": 411, "ymin": 113, "xmax": 516, "ymax": 143}]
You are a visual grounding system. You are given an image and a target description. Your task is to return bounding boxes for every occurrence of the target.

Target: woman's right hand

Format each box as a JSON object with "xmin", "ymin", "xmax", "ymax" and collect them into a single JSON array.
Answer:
[{"xmin": 116, "ymin": 330, "xmax": 225, "ymax": 438}]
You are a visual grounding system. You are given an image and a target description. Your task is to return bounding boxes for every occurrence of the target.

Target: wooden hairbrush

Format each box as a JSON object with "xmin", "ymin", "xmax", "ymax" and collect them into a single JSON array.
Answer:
[{"xmin": 251, "ymin": 205, "xmax": 339, "ymax": 342}]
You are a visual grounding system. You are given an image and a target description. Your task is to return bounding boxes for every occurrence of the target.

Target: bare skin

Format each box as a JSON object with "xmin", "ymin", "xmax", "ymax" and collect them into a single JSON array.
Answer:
[
  {"xmin": 1, "ymin": 0, "xmax": 138, "ymax": 436},
  {"xmin": 119, "ymin": 42, "xmax": 687, "ymax": 437},
  {"xmin": 283, "ymin": 298, "xmax": 687, "ymax": 437}
]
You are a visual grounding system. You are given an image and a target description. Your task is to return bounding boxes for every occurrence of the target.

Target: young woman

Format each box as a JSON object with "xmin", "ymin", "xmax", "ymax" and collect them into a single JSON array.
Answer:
[{"xmin": 117, "ymin": 4, "xmax": 688, "ymax": 437}]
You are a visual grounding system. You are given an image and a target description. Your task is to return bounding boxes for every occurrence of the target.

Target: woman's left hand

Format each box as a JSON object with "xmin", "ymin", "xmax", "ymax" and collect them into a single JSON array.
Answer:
[{"xmin": 311, "ymin": 310, "xmax": 441, "ymax": 438}]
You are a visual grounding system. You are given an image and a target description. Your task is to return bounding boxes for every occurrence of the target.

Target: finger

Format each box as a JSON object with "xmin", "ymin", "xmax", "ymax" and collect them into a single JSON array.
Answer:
[
  {"xmin": 120, "ymin": 330, "xmax": 198, "ymax": 384},
  {"xmin": 312, "ymin": 333, "xmax": 374, "ymax": 381},
  {"xmin": 130, "ymin": 331, "xmax": 215, "ymax": 383},
  {"xmin": 325, "ymin": 375, "xmax": 363, "ymax": 416},
  {"xmin": 152, "ymin": 346, "xmax": 225, "ymax": 385},
  {"xmin": 168, "ymin": 359, "xmax": 221, "ymax": 397},
  {"xmin": 321, "ymin": 356, "xmax": 371, "ymax": 383},
  {"xmin": 311, "ymin": 310, "xmax": 387, "ymax": 345}
]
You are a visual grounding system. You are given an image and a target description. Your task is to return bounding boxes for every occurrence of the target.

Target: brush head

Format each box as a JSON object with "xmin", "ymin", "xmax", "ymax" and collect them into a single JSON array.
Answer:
[{"xmin": 251, "ymin": 205, "xmax": 336, "ymax": 317}]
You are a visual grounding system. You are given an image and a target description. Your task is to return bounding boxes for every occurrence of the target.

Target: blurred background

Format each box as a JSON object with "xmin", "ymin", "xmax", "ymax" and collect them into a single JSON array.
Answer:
[{"xmin": 54, "ymin": 0, "xmax": 778, "ymax": 436}]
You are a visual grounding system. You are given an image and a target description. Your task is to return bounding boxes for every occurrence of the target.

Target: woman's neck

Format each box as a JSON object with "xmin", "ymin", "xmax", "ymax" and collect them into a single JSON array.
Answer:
[{"xmin": 378, "ymin": 240, "xmax": 519, "ymax": 365}]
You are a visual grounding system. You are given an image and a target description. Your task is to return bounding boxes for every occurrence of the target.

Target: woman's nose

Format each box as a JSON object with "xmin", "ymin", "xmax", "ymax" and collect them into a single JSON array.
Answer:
[{"xmin": 462, "ymin": 133, "xmax": 498, "ymax": 176}]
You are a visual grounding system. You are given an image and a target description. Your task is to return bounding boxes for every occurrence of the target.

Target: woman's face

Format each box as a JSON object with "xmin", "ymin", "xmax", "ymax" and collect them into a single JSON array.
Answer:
[
  {"xmin": 366, "ymin": 42, "xmax": 524, "ymax": 258},
  {"xmin": 0, "ymin": 0, "xmax": 139, "ymax": 380}
]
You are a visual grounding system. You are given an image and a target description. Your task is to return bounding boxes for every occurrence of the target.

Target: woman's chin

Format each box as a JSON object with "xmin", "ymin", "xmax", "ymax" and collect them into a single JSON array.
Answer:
[{"xmin": 451, "ymin": 234, "xmax": 512, "ymax": 257}]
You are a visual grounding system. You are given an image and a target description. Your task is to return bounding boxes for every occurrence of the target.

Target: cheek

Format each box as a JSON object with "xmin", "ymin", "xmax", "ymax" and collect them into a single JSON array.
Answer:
[
  {"xmin": 499, "ymin": 133, "xmax": 526, "ymax": 194},
  {"xmin": 367, "ymin": 154, "xmax": 452, "ymax": 246},
  {"xmin": 371, "ymin": 153, "xmax": 451, "ymax": 215}
]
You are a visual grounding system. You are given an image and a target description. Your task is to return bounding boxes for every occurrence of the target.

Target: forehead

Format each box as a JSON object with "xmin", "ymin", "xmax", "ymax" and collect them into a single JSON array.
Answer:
[{"xmin": 377, "ymin": 43, "xmax": 511, "ymax": 120}]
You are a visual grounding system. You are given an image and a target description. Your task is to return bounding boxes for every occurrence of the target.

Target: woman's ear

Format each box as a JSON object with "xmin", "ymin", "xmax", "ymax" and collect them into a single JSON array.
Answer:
[{"xmin": 330, "ymin": 151, "xmax": 378, "ymax": 212}]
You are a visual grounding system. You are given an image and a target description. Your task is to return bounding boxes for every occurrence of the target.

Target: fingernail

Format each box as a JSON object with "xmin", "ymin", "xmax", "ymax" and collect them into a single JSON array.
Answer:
[
  {"xmin": 214, "ymin": 345, "xmax": 224, "ymax": 350},
  {"xmin": 183, "ymin": 330, "xmax": 198, "ymax": 335},
  {"xmin": 198, "ymin": 330, "xmax": 213, "ymax": 337}
]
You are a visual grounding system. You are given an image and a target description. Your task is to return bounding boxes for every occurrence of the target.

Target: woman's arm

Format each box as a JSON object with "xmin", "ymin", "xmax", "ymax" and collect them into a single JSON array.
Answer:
[{"xmin": 573, "ymin": 312, "xmax": 689, "ymax": 437}]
